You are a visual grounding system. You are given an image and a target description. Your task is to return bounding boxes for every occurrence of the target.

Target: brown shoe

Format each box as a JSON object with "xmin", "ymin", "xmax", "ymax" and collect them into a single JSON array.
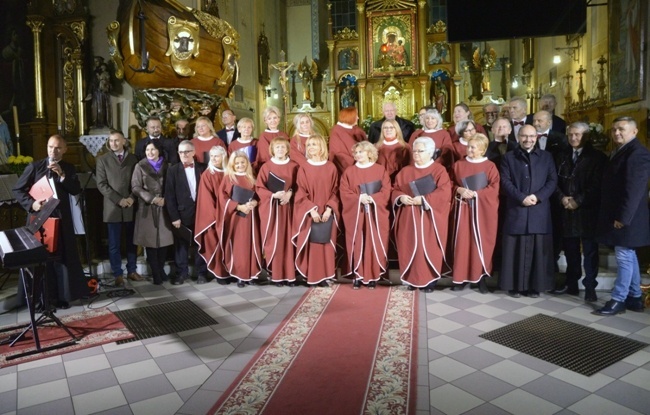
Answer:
[
  {"xmin": 127, "ymin": 272, "xmax": 144, "ymax": 281},
  {"xmin": 115, "ymin": 275, "xmax": 124, "ymax": 286}
]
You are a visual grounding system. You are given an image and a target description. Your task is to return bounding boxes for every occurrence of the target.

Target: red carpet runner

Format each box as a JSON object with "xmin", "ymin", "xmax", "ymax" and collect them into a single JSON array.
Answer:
[
  {"xmin": 0, "ymin": 307, "xmax": 134, "ymax": 368},
  {"xmin": 211, "ymin": 285, "xmax": 418, "ymax": 415}
]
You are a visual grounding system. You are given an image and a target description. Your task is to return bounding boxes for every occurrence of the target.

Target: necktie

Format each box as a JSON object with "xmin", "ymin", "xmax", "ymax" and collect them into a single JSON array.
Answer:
[
  {"xmin": 513, "ymin": 121, "xmax": 524, "ymax": 126},
  {"xmin": 184, "ymin": 163, "xmax": 194, "ymax": 168},
  {"xmin": 117, "ymin": 154, "xmax": 123, "ymax": 163},
  {"xmin": 537, "ymin": 134, "xmax": 547, "ymax": 139},
  {"xmin": 573, "ymin": 151, "xmax": 579, "ymax": 163},
  {"xmin": 226, "ymin": 127, "xmax": 234, "ymax": 131}
]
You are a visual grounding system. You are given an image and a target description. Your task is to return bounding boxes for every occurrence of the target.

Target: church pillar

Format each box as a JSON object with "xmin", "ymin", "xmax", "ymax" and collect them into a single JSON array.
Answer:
[
  {"xmin": 26, "ymin": 16, "xmax": 45, "ymax": 120},
  {"xmin": 417, "ymin": 1, "xmax": 427, "ymax": 75},
  {"xmin": 356, "ymin": 2, "xmax": 367, "ymax": 78},
  {"xmin": 358, "ymin": 79, "xmax": 367, "ymax": 119}
]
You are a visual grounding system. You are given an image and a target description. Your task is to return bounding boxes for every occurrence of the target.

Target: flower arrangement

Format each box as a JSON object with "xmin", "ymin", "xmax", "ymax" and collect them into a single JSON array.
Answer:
[
  {"xmin": 6, "ymin": 155, "xmax": 33, "ymax": 176},
  {"xmin": 360, "ymin": 115, "xmax": 375, "ymax": 134},
  {"xmin": 411, "ymin": 113, "xmax": 422, "ymax": 130},
  {"xmin": 589, "ymin": 122, "xmax": 604, "ymax": 135}
]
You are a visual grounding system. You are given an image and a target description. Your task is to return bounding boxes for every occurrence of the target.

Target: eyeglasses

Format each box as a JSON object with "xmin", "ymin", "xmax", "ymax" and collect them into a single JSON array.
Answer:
[
  {"xmin": 178, "ymin": 150, "xmax": 194, "ymax": 154},
  {"xmin": 412, "ymin": 150, "xmax": 427, "ymax": 153},
  {"xmin": 519, "ymin": 134, "xmax": 537, "ymax": 139},
  {"xmin": 465, "ymin": 128, "xmax": 476, "ymax": 133},
  {"xmin": 485, "ymin": 111, "xmax": 499, "ymax": 115},
  {"xmin": 383, "ymin": 126, "xmax": 396, "ymax": 130}
]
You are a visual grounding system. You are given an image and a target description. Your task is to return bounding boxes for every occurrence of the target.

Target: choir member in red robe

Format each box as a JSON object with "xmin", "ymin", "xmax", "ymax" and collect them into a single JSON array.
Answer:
[
  {"xmin": 409, "ymin": 109, "xmax": 455, "ymax": 170},
  {"xmin": 328, "ymin": 107, "xmax": 366, "ymax": 176},
  {"xmin": 376, "ymin": 119, "xmax": 410, "ymax": 183},
  {"xmin": 449, "ymin": 134, "xmax": 500, "ymax": 293},
  {"xmin": 448, "ymin": 102, "xmax": 487, "ymax": 142},
  {"xmin": 392, "ymin": 137, "xmax": 452, "ymax": 292},
  {"xmin": 190, "ymin": 116, "xmax": 226, "ymax": 164},
  {"xmin": 451, "ymin": 120, "xmax": 478, "ymax": 162},
  {"xmin": 292, "ymin": 135, "xmax": 340, "ymax": 286},
  {"xmin": 257, "ymin": 106, "xmax": 289, "ymax": 168},
  {"xmin": 228, "ymin": 118, "xmax": 259, "ymax": 166},
  {"xmin": 340, "ymin": 141, "xmax": 391, "ymax": 289},
  {"xmin": 256, "ymin": 138, "xmax": 299, "ymax": 286},
  {"xmin": 195, "ymin": 146, "xmax": 230, "ymax": 284},
  {"xmin": 289, "ymin": 113, "xmax": 316, "ymax": 168},
  {"xmin": 216, "ymin": 151, "xmax": 262, "ymax": 287}
]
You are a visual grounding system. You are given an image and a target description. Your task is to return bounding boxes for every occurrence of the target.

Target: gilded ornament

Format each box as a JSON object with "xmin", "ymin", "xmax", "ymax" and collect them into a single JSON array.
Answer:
[
  {"xmin": 366, "ymin": 0, "xmax": 416, "ymax": 12},
  {"xmin": 334, "ymin": 27, "xmax": 359, "ymax": 40},
  {"xmin": 165, "ymin": 16, "xmax": 200, "ymax": 77},
  {"xmin": 107, "ymin": 21, "xmax": 124, "ymax": 79}
]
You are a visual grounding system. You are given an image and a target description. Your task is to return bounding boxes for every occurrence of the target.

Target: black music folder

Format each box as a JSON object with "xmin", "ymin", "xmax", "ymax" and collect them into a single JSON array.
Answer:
[
  {"xmin": 409, "ymin": 175, "xmax": 437, "ymax": 197},
  {"xmin": 310, "ymin": 217, "xmax": 333, "ymax": 244},
  {"xmin": 461, "ymin": 172, "xmax": 488, "ymax": 191},
  {"xmin": 231, "ymin": 185, "xmax": 255, "ymax": 217},
  {"xmin": 172, "ymin": 224, "xmax": 193, "ymax": 242},
  {"xmin": 359, "ymin": 180, "xmax": 382, "ymax": 195},
  {"xmin": 266, "ymin": 172, "xmax": 286, "ymax": 193}
]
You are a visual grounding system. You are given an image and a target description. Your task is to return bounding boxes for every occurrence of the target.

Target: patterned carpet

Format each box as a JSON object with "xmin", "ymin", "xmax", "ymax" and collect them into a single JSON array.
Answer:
[{"xmin": 210, "ymin": 285, "xmax": 418, "ymax": 415}]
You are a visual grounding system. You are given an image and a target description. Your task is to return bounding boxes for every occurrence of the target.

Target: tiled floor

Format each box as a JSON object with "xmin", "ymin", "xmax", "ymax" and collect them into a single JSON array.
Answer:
[{"xmin": 0, "ymin": 274, "xmax": 649, "ymax": 415}]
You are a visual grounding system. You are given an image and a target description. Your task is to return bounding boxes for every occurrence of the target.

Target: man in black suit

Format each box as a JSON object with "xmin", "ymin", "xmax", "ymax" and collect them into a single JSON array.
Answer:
[
  {"xmin": 532, "ymin": 110, "xmax": 568, "ymax": 159},
  {"xmin": 482, "ymin": 103, "xmax": 499, "ymax": 140},
  {"xmin": 507, "ymin": 97, "xmax": 528, "ymax": 145},
  {"xmin": 368, "ymin": 102, "xmax": 415, "ymax": 143},
  {"xmin": 135, "ymin": 116, "xmax": 179, "ymax": 164},
  {"xmin": 525, "ymin": 94, "xmax": 567, "ymax": 135},
  {"xmin": 165, "ymin": 140, "xmax": 207, "ymax": 284},
  {"xmin": 486, "ymin": 117, "xmax": 517, "ymax": 168},
  {"xmin": 12, "ymin": 135, "xmax": 88, "ymax": 308},
  {"xmin": 216, "ymin": 109, "xmax": 240, "ymax": 145}
]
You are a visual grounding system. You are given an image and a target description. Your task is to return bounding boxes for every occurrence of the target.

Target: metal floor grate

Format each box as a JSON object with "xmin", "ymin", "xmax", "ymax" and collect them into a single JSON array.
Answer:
[
  {"xmin": 114, "ymin": 299, "xmax": 218, "ymax": 343},
  {"xmin": 479, "ymin": 313, "xmax": 648, "ymax": 376}
]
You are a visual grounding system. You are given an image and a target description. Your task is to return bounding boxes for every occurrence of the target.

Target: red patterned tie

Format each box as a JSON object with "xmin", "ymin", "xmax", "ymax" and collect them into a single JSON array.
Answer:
[{"xmin": 184, "ymin": 163, "xmax": 194, "ymax": 168}]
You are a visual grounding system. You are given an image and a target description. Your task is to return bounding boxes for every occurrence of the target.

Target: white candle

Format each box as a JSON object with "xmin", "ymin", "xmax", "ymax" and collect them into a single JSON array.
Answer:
[
  {"xmin": 12, "ymin": 106, "xmax": 19, "ymax": 136},
  {"xmin": 57, "ymin": 97, "xmax": 62, "ymax": 131}
]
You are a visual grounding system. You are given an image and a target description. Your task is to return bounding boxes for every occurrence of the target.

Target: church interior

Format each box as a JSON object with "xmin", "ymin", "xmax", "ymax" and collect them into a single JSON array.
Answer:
[{"xmin": 0, "ymin": 0, "xmax": 649, "ymax": 414}]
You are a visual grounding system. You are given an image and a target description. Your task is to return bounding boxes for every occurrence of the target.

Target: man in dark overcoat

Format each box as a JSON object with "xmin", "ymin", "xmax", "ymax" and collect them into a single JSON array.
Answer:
[
  {"xmin": 499, "ymin": 125, "xmax": 558, "ymax": 297},
  {"xmin": 595, "ymin": 117, "xmax": 650, "ymax": 315}
]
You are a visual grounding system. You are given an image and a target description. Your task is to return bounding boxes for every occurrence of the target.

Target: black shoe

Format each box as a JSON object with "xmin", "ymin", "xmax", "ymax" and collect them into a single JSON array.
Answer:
[
  {"xmin": 217, "ymin": 278, "xmax": 231, "ymax": 285},
  {"xmin": 508, "ymin": 290, "xmax": 521, "ymax": 298},
  {"xmin": 250, "ymin": 280, "xmax": 258, "ymax": 286},
  {"xmin": 56, "ymin": 300, "xmax": 70, "ymax": 310},
  {"xmin": 528, "ymin": 290, "xmax": 540, "ymax": 298},
  {"xmin": 477, "ymin": 278, "xmax": 489, "ymax": 294},
  {"xmin": 451, "ymin": 284, "xmax": 465, "ymax": 291},
  {"xmin": 421, "ymin": 281, "xmax": 436, "ymax": 293},
  {"xmin": 196, "ymin": 275, "xmax": 207, "ymax": 284},
  {"xmin": 172, "ymin": 277, "xmax": 185, "ymax": 285},
  {"xmin": 625, "ymin": 296, "xmax": 645, "ymax": 312},
  {"xmin": 594, "ymin": 300, "xmax": 626, "ymax": 316},
  {"xmin": 407, "ymin": 285, "xmax": 416, "ymax": 291},
  {"xmin": 288, "ymin": 281, "xmax": 297, "ymax": 287},
  {"xmin": 584, "ymin": 288, "xmax": 598, "ymax": 302},
  {"xmin": 548, "ymin": 285, "xmax": 568, "ymax": 295},
  {"xmin": 274, "ymin": 282, "xmax": 284, "ymax": 287},
  {"xmin": 237, "ymin": 280, "xmax": 246, "ymax": 288},
  {"xmin": 353, "ymin": 280, "xmax": 361, "ymax": 290},
  {"xmin": 319, "ymin": 281, "xmax": 329, "ymax": 287},
  {"xmin": 368, "ymin": 281, "xmax": 376, "ymax": 290}
]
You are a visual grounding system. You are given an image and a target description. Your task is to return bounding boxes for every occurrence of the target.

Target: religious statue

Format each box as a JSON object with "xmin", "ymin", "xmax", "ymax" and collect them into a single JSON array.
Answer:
[
  {"xmin": 297, "ymin": 56, "xmax": 318, "ymax": 102},
  {"xmin": 434, "ymin": 77, "xmax": 448, "ymax": 115},
  {"xmin": 340, "ymin": 79, "xmax": 357, "ymax": 109},
  {"xmin": 86, "ymin": 56, "xmax": 113, "ymax": 130},
  {"xmin": 473, "ymin": 44, "xmax": 497, "ymax": 93},
  {"xmin": 257, "ymin": 26, "xmax": 270, "ymax": 86}
]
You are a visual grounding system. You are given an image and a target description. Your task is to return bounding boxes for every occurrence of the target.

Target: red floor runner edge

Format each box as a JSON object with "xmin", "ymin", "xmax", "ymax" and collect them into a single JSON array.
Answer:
[{"xmin": 210, "ymin": 285, "xmax": 417, "ymax": 415}]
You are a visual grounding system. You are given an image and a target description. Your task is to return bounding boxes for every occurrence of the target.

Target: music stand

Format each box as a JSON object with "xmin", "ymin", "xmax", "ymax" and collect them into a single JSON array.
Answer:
[{"xmin": 2, "ymin": 198, "xmax": 78, "ymax": 360}]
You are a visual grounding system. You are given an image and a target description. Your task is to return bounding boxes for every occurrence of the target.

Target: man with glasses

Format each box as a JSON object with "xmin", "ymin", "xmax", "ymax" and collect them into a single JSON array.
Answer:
[
  {"xmin": 482, "ymin": 103, "xmax": 499, "ymax": 140},
  {"xmin": 499, "ymin": 125, "xmax": 557, "ymax": 298},
  {"xmin": 135, "ymin": 116, "xmax": 179, "ymax": 164},
  {"xmin": 165, "ymin": 141, "xmax": 207, "ymax": 285},
  {"xmin": 594, "ymin": 117, "xmax": 650, "ymax": 315},
  {"xmin": 368, "ymin": 102, "xmax": 415, "ymax": 144},
  {"xmin": 549, "ymin": 122, "xmax": 606, "ymax": 301}
]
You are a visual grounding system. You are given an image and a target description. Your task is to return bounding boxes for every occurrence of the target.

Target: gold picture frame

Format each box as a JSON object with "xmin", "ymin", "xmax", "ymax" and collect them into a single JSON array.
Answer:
[{"xmin": 367, "ymin": 9, "xmax": 418, "ymax": 77}]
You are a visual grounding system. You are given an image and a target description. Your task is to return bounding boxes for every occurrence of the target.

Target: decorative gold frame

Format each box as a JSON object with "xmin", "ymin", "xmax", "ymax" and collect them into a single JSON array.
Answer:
[{"xmin": 367, "ymin": 9, "xmax": 417, "ymax": 78}]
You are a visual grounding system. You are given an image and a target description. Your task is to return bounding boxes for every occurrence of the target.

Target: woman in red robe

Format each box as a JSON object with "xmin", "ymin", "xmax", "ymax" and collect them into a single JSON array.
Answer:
[
  {"xmin": 190, "ymin": 116, "xmax": 227, "ymax": 164},
  {"xmin": 216, "ymin": 150, "xmax": 262, "ymax": 287},
  {"xmin": 340, "ymin": 141, "xmax": 391, "ymax": 289},
  {"xmin": 256, "ymin": 138, "xmax": 299, "ymax": 286},
  {"xmin": 292, "ymin": 135, "xmax": 340, "ymax": 286},
  {"xmin": 289, "ymin": 113, "xmax": 315, "ymax": 168},
  {"xmin": 409, "ymin": 109, "xmax": 455, "ymax": 170},
  {"xmin": 194, "ymin": 146, "xmax": 230, "ymax": 283},
  {"xmin": 451, "ymin": 120, "xmax": 478, "ymax": 162},
  {"xmin": 228, "ymin": 118, "xmax": 259, "ymax": 166},
  {"xmin": 328, "ymin": 107, "xmax": 366, "ymax": 176},
  {"xmin": 449, "ymin": 134, "xmax": 500, "ymax": 293},
  {"xmin": 257, "ymin": 106, "xmax": 289, "ymax": 168},
  {"xmin": 376, "ymin": 119, "xmax": 410, "ymax": 184},
  {"xmin": 392, "ymin": 137, "xmax": 452, "ymax": 292},
  {"xmin": 447, "ymin": 102, "xmax": 487, "ymax": 142}
]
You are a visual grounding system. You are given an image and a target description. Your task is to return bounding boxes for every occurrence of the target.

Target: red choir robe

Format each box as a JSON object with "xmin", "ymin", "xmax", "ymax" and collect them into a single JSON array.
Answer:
[
  {"xmin": 256, "ymin": 158, "xmax": 300, "ymax": 282},
  {"xmin": 340, "ymin": 162, "xmax": 391, "ymax": 283},
  {"xmin": 449, "ymin": 158, "xmax": 500, "ymax": 284},
  {"xmin": 409, "ymin": 129, "xmax": 455, "ymax": 170},
  {"xmin": 328, "ymin": 123, "xmax": 366, "ymax": 176},
  {"xmin": 376, "ymin": 140, "xmax": 410, "ymax": 184},
  {"xmin": 392, "ymin": 161, "xmax": 452, "ymax": 287},
  {"xmin": 191, "ymin": 136, "xmax": 226, "ymax": 163},
  {"xmin": 257, "ymin": 130, "xmax": 290, "ymax": 167},
  {"xmin": 194, "ymin": 167, "xmax": 227, "ymax": 279},
  {"xmin": 228, "ymin": 138, "xmax": 259, "ymax": 165},
  {"xmin": 216, "ymin": 174, "xmax": 262, "ymax": 281},
  {"xmin": 448, "ymin": 123, "xmax": 487, "ymax": 142},
  {"xmin": 451, "ymin": 138, "xmax": 469, "ymax": 162},
  {"xmin": 292, "ymin": 159, "xmax": 340, "ymax": 284},
  {"xmin": 290, "ymin": 134, "xmax": 309, "ymax": 167}
]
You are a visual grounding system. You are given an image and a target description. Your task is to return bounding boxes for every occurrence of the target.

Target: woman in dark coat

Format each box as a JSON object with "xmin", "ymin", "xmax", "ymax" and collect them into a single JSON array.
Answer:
[{"xmin": 132, "ymin": 139, "xmax": 174, "ymax": 285}]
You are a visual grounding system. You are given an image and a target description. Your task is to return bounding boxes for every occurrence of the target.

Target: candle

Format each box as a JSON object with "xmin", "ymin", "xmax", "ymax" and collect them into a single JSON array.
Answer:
[
  {"xmin": 57, "ymin": 98, "xmax": 62, "ymax": 131},
  {"xmin": 12, "ymin": 106, "xmax": 19, "ymax": 136}
]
